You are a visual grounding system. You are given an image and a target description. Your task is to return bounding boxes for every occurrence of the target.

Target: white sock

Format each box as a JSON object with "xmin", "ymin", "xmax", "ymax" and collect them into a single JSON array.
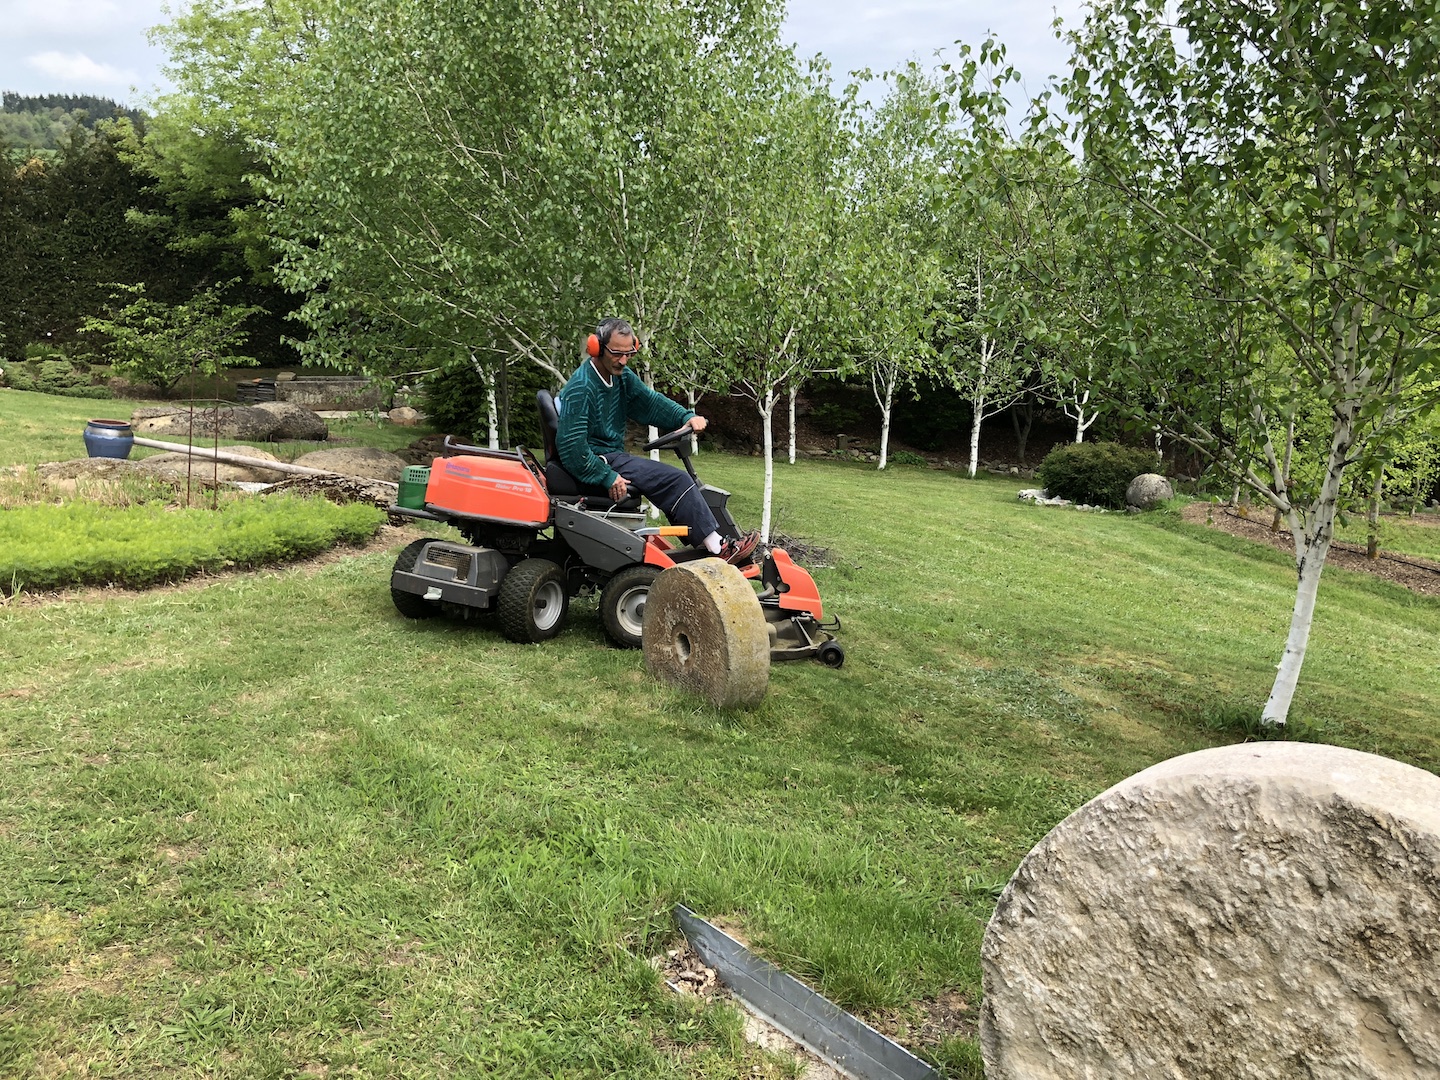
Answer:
[{"xmin": 702, "ymin": 531, "xmax": 723, "ymax": 554}]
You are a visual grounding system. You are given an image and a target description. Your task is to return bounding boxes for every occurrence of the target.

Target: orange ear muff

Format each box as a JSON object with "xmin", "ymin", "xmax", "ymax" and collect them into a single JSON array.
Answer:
[{"xmin": 586, "ymin": 333, "xmax": 600, "ymax": 358}]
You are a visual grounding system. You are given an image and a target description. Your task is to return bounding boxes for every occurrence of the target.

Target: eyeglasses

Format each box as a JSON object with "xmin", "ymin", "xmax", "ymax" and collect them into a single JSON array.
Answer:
[{"xmin": 604, "ymin": 346, "xmax": 639, "ymax": 359}]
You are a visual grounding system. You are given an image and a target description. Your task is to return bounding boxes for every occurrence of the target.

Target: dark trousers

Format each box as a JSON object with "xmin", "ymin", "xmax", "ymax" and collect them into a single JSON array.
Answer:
[{"xmin": 602, "ymin": 452, "xmax": 718, "ymax": 546}]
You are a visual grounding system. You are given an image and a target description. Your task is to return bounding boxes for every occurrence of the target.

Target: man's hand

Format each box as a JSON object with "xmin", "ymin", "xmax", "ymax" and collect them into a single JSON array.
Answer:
[
  {"xmin": 609, "ymin": 474, "xmax": 629, "ymax": 502},
  {"xmin": 689, "ymin": 415, "xmax": 709, "ymax": 433}
]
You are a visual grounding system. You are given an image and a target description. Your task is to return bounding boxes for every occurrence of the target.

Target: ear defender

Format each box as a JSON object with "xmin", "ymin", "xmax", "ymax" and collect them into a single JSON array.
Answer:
[{"xmin": 586, "ymin": 333, "xmax": 601, "ymax": 358}]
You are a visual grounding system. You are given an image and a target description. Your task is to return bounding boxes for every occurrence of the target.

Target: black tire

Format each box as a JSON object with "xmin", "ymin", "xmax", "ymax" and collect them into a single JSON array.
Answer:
[
  {"xmin": 497, "ymin": 559, "xmax": 569, "ymax": 643},
  {"xmin": 817, "ymin": 641, "xmax": 846, "ymax": 669},
  {"xmin": 391, "ymin": 538, "xmax": 440, "ymax": 620},
  {"xmin": 599, "ymin": 564, "xmax": 662, "ymax": 649}
]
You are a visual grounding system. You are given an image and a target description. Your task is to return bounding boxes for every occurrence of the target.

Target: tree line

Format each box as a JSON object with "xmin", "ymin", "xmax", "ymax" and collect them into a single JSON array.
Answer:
[
  {"xmin": 0, "ymin": 93, "xmax": 147, "ymax": 154},
  {"xmin": 3, "ymin": 0, "xmax": 1440, "ymax": 725}
]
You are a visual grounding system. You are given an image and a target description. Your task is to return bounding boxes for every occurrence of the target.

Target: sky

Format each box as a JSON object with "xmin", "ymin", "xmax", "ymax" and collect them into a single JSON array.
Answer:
[{"xmin": 0, "ymin": 0, "xmax": 1086, "ymax": 111}]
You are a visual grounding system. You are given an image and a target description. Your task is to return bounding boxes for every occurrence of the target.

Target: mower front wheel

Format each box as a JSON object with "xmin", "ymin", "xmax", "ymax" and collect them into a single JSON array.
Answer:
[
  {"xmin": 599, "ymin": 564, "xmax": 661, "ymax": 649},
  {"xmin": 497, "ymin": 558, "xmax": 569, "ymax": 643},
  {"xmin": 391, "ymin": 538, "xmax": 440, "ymax": 620}
]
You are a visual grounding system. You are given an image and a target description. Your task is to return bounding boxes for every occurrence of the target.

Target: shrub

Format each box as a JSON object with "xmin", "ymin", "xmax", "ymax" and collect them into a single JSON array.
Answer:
[
  {"xmin": 0, "ymin": 494, "xmax": 383, "ymax": 594},
  {"xmin": 420, "ymin": 357, "xmax": 547, "ymax": 449},
  {"xmin": 889, "ymin": 449, "xmax": 928, "ymax": 466},
  {"xmin": 1037, "ymin": 440, "xmax": 1161, "ymax": 509},
  {"xmin": 80, "ymin": 281, "xmax": 261, "ymax": 395},
  {"xmin": 3, "ymin": 350, "xmax": 111, "ymax": 398}
]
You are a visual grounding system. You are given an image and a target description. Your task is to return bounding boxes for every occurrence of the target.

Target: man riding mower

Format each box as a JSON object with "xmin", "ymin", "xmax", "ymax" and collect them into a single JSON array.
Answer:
[{"xmin": 386, "ymin": 394, "xmax": 844, "ymax": 666}]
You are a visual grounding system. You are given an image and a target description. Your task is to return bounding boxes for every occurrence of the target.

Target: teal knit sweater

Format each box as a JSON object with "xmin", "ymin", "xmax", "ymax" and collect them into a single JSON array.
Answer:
[{"xmin": 555, "ymin": 361, "xmax": 694, "ymax": 488}]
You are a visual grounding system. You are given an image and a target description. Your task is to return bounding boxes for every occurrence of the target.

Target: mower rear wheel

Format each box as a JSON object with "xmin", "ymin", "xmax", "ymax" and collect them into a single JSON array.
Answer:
[
  {"xmin": 497, "ymin": 558, "xmax": 568, "ymax": 643},
  {"xmin": 599, "ymin": 564, "xmax": 661, "ymax": 649},
  {"xmin": 391, "ymin": 538, "xmax": 440, "ymax": 620}
]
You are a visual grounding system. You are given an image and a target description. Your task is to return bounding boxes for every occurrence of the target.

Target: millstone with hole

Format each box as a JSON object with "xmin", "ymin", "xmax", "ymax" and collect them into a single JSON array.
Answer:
[
  {"xmin": 642, "ymin": 559, "xmax": 769, "ymax": 708},
  {"xmin": 980, "ymin": 742, "xmax": 1440, "ymax": 1079}
]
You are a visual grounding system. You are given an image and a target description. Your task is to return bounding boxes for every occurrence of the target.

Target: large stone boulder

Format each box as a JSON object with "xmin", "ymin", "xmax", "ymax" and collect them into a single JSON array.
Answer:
[
  {"xmin": 293, "ymin": 446, "xmax": 407, "ymax": 482},
  {"xmin": 1125, "ymin": 471, "xmax": 1174, "ymax": 509},
  {"xmin": 136, "ymin": 445, "xmax": 288, "ymax": 484},
  {"xmin": 394, "ymin": 434, "xmax": 449, "ymax": 466},
  {"xmin": 980, "ymin": 742, "xmax": 1440, "ymax": 1079},
  {"xmin": 130, "ymin": 405, "xmax": 280, "ymax": 442},
  {"xmin": 253, "ymin": 401, "xmax": 329, "ymax": 441}
]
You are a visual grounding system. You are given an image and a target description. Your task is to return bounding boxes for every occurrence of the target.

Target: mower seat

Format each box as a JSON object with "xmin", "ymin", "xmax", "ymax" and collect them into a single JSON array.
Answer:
[{"xmin": 536, "ymin": 390, "xmax": 643, "ymax": 511}]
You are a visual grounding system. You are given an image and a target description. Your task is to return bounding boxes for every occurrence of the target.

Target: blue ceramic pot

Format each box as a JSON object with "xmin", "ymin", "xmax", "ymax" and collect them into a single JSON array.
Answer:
[{"xmin": 83, "ymin": 419, "xmax": 135, "ymax": 459}]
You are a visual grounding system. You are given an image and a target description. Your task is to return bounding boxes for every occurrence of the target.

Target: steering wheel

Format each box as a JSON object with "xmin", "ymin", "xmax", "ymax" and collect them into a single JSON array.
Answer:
[{"xmin": 643, "ymin": 424, "xmax": 693, "ymax": 453}]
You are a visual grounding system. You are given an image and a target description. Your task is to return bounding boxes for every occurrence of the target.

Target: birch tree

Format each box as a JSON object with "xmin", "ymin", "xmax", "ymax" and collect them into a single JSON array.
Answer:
[
  {"xmin": 937, "ymin": 241, "xmax": 1030, "ymax": 477},
  {"xmin": 934, "ymin": 44, "xmax": 1049, "ymax": 478},
  {"xmin": 848, "ymin": 66, "xmax": 947, "ymax": 470},
  {"xmin": 158, "ymin": 0, "xmax": 784, "ymax": 403},
  {"xmin": 1067, "ymin": 0, "xmax": 1440, "ymax": 725},
  {"xmin": 702, "ymin": 56, "xmax": 851, "ymax": 541}
]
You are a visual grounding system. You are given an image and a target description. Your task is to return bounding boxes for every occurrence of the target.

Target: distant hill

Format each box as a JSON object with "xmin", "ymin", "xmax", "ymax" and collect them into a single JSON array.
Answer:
[{"xmin": 1, "ymin": 92, "xmax": 146, "ymax": 153}]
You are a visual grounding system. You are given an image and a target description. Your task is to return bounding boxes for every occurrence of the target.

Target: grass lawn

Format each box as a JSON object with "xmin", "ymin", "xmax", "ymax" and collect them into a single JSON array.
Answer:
[
  {"xmin": 0, "ymin": 388, "xmax": 424, "ymax": 466},
  {"xmin": 1, "ymin": 388, "xmax": 1438, "ymax": 1077}
]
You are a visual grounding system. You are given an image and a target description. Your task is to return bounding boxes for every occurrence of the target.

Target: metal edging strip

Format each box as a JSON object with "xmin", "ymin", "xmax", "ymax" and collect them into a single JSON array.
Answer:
[{"xmin": 675, "ymin": 905, "xmax": 940, "ymax": 1080}]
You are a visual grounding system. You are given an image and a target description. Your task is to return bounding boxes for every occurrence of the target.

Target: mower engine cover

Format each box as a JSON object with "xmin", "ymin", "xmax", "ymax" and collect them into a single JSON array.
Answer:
[{"xmin": 425, "ymin": 455, "xmax": 549, "ymax": 527}]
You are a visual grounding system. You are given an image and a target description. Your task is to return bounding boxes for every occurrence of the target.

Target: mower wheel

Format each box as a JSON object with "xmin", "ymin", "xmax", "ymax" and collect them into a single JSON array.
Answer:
[
  {"xmin": 497, "ymin": 558, "xmax": 569, "ymax": 643},
  {"xmin": 391, "ymin": 539, "xmax": 440, "ymax": 620},
  {"xmin": 599, "ymin": 564, "xmax": 661, "ymax": 649},
  {"xmin": 817, "ymin": 641, "xmax": 846, "ymax": 669}
]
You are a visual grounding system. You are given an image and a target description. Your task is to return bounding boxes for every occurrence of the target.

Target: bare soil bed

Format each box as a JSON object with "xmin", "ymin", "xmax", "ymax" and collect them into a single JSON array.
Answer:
[{"xmin": 1180, "ymin": 502, "xmax": 1440, "ymax": 598}]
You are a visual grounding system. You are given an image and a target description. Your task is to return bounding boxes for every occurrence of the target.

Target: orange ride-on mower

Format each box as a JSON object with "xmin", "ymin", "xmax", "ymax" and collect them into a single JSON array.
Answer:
[{"xmin": 385, "ymin": 393, "xmax": 844, "ymax": 666}]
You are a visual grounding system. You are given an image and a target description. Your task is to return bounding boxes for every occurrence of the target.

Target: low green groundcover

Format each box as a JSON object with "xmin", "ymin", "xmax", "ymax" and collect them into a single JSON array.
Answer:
[{"xmin": 0, "ymin": 494, "xmax": 384, "ymax": 593}]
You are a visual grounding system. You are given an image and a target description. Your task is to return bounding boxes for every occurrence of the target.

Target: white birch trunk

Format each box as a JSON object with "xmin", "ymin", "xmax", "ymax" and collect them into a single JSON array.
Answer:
[
  {"xmin": 760, "ymin": 392, "xmax": 776, "ymax": 543},
  {"xmin": 687, "ymin": 388, "xmax": 700, "ymax": 455},
  {"xmin": 643, "ymin": 363, "xmax": 660, "ymax": 462},
  {"xmin": 1261, "ymin": 356, "xmax": 1362, "ymax": 726},
  {"xmin": 878, "ymin": 380, "xmax": 894, "ymax": 470},
  {"xmin": 1065, "ymin": 385, "xmax": 1095, "ymax": 443},
  {"xmin": 967, "ymin": 330, "xmax": 993, "ymax": 478},
  {"xmin": 486, "ymin": 371, "xmax": 500, "ymax": 449},
  {"xmin": 968, "ymin": 396, "xmax": 985, "ymax": 478},
  {"xmin": 1262, "ymin": 501, "xmax": 1336, "ymax": 727},
  {"xmin": 788, "ymin": 384, "xmax": 797, "ymax": 465}
]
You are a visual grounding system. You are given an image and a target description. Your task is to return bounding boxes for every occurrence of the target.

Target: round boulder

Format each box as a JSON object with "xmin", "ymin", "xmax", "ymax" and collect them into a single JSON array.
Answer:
[
  {"xmin": 253, "ymin": 401, "xmax": 329, "ymax": 441},
  {"xmin": 1125, "ymin": 472, "xmax": 1174, "ymax": 509},
  {"xmin": 642, "ymin": 559, "xmax": 770, "ymax": 709},
  {"xmin": 981, "ymin": 742, "xmax": 1440, "ymax": 1079},
  {"xmin": 293, "ymin": 446, "xmax": 407, "ymax": 482},
  {"xmin": 388, "ymin": 406, "xmax": 424, "ymax": 426},
  {"xmin": 130, "ymin": 405, "xmax": 280, "ymax": 442}
]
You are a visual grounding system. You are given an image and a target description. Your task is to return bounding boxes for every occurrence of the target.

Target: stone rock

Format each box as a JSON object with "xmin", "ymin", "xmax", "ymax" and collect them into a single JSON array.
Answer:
[
  {"xmin": 980, "ymin": 742, "xmax": 1440, "ymax": 1080},
  {"xmin": 276, "ymin": 376, "xmax": 386, "ymax": 410},
  {"xmin": 275, "ymin": 371, "xmax": 297, "ymax": 382},
  {"xmin": 642, "ymin": 559, "xmax": 770, "ymax": 709},
  {"xmin": 388, "ymin": 406, "xmax": 423, "ymax": 426},
  {"xmin": 1018, "ymin": 488, "xmax": 1071, "ymax": 507},
  {"xmin": 293, "ymin": 446, "xmax": 407, "ymax": 482},
  {"xmin": 130, "ymin": 405, "xmax": 280, "ymax": 442},
  {"xmin": 394, "ymin": 434, "xmax": 449, "ymax": 467},
  {"xmin": 137, "ymin": 445, "xmax": 287, "ymax": 484},
  {"xmin": 1126, "ymin": 472, "xmax": 1174, "ymax": 509},
  {"xmin": 253, "ymin": 401, "xmax": 329, "ymax": 441}
]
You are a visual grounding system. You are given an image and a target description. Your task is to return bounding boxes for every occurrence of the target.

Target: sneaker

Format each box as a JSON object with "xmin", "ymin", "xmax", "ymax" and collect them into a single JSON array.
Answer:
[{"xmin": 718, "ymin": 529, "xmax": 761, "ymax": 566}]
